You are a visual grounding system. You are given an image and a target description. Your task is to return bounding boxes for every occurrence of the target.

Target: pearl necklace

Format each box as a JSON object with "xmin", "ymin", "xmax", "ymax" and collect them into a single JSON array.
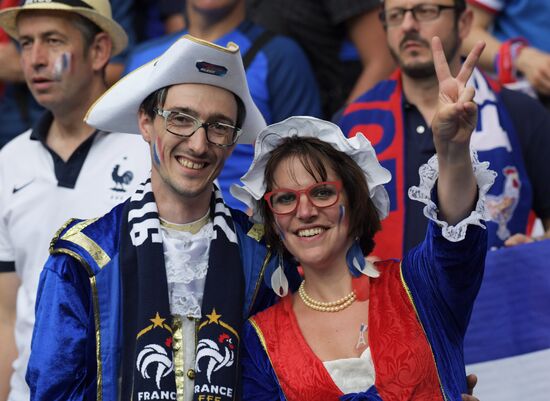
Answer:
[{"xmin": 298, "ymin": 281, "xmax": 356, "ymax": 312}]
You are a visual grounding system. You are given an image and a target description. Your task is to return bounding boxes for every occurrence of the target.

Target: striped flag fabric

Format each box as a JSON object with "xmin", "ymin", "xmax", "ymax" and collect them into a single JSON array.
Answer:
[{"xmin": 465, "ymin": 239, "xmax": 550, "ymax": 400}]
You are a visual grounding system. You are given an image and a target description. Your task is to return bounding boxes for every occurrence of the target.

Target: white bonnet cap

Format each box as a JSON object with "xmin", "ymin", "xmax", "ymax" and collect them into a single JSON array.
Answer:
[{"xmin": 230, "ymin": 116, "xmax": 392, "ymax": 222}]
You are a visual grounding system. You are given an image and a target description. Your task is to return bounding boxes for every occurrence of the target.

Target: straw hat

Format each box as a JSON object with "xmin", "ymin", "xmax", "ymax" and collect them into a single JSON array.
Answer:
[
  {"xmin": 0, "ymin": 0, "xmax": 128, "ymax": 56},
  {"xmin": 85, "ymin": 34, "xmax": 266, "ymax": 144}
]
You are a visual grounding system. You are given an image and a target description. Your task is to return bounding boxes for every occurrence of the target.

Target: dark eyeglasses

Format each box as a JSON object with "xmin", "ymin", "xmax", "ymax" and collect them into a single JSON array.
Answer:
[
  {"xmin": 263, "ymin": 181, "xmax": 342, "ymax": 215},
  {"xmin": 379, "ymin": 3, "xmax": 457, "ymax": 27},
  {"xmin": 155, "ymin": 108, "xmax": 242, "ymax": 147}
]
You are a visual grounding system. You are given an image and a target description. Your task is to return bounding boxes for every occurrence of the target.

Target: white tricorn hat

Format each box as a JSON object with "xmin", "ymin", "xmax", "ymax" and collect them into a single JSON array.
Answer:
[
  {"xmin": 230, "ymin": 116, "xmax": 392, "ymax": 222},
  {"xmin": 0, "ymin": 0, "xmax": 128, "ymax": 56},
  {"xmin": 85, "ymin": 34, "xmax": 266, "ymax": 143}
]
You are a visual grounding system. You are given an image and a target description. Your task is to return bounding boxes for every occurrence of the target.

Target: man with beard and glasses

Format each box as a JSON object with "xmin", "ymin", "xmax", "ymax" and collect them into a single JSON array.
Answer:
[{"xmin": 336, "ymin": 0, "xmax": 550, "ymax": 260}]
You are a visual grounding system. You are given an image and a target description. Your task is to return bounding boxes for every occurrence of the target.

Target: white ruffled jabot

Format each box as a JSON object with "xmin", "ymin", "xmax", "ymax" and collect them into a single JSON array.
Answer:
[{"xmin": 161, "ymin": 221, "xmax": 214, "ymax": 317}]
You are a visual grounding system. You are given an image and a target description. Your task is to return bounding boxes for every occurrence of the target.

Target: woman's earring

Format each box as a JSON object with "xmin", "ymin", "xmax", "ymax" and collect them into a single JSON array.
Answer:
[
  {"xmin": 346, "ymin": 239, "xmax": 366, "ymax": 277},
  {"xmin": 271, "ymin": 249, "xmax": 289, "ymax": 297}
]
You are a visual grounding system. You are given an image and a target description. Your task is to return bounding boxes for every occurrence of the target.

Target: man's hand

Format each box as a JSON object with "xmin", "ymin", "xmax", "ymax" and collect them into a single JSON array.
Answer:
[
  {"xmin": 516, "ymin": 47, "xmax": 550, "ymax": 96},
  {"xmin": 504, "ymin": 233, "xmax": 536, "ymax": 246},
  {"xmin": 462, "ymin": 373, "xmax": 479, "ymax": 401}
]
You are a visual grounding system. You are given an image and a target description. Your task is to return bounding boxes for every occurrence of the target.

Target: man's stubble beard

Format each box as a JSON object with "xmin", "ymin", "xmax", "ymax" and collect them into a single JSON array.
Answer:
[{"xmin": 389, "ymin": 27, "xmax": 460, "ymax": 80}]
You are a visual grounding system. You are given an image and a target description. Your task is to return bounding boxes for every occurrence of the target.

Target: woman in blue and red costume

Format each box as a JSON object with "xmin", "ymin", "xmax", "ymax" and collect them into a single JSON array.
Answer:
[{"xmin": 230, "ymin": 37, "xmax": 494, "ymax": 401}]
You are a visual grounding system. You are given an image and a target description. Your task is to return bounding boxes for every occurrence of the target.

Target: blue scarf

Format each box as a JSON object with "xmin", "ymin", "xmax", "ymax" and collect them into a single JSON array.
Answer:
[
  {"xmin": 338, "ymin": 68, "xmax": 533, "ymax": 257},
  {"xmin": 119, "ymin": 179, "xmax": 244, "ymax": 401}
]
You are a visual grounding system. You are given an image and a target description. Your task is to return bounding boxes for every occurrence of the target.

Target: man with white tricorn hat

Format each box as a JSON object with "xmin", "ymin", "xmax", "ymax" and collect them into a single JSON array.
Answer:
[
  {"xmin": 0, "ymin": 1, "xmax": 149, "ymax": 400},
  {"xmin": 26, "ymin": 34, "xmax": 292, "ymax": 401}
]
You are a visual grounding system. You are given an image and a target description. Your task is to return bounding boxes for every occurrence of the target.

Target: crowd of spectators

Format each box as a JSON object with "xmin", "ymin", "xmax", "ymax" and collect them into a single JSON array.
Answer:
[{"xmin": 0, "ymin": 1, "xmax": 549, "ymax": 401}]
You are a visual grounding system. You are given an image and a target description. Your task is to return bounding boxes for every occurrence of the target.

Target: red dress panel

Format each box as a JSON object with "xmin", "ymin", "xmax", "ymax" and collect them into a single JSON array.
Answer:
[{"xmin": 250, "ymin": 260, "xmax": 445, "ymax": 401}]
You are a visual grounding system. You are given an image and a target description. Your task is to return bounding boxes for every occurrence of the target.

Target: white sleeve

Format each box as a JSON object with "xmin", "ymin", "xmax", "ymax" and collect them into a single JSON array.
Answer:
[{"xmin": 0, "ymin": 152, "xmax": 15, "ymax": 266}]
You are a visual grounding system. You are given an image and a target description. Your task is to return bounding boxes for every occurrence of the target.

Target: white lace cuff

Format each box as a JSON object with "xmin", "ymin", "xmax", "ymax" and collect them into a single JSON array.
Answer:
[{"xmin": 407, "ymin": 151, "xmax": 496, "ymax": 242}]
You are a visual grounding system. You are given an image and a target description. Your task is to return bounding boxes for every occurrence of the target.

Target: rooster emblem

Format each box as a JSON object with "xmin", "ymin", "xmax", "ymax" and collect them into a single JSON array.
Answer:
[
  {"xmin": 486, "ymin": 166, "xmax": 521, "ymax": 240},
  {"xmin": 136, "ymin": 344, "xmax": 173, "ymax": 389},
  {"xmin": 111, "ymin": 164, "xmax": 134, "ymax": 192},
  {"xmin": 195, "ymin": 333, "xmax": 235, "ymax": 383}
]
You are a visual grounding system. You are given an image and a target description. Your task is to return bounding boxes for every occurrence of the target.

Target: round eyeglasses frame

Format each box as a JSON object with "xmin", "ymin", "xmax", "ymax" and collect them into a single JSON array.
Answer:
[
  {"xmin": 263, "ymin": 181, "xmax": 343, "ymax": 215},
  {"xmin": 155, "ymin": 108, "xmax": 242, "ymax": 147}
]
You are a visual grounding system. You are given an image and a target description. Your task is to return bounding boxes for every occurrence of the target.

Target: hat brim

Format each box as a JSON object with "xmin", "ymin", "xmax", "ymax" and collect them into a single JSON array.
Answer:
[
  {"xmin": 85, "ymin": 35, "xmax": 266, "ymax": 144},
  {"xmin": 0, "ymin": 4, "xmax": 128, "ymax": 56}
]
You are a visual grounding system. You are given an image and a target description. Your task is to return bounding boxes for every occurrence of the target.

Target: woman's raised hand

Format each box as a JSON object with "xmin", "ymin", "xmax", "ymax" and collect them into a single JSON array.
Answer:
[{"xmin": 431, "ymin": 36, "xmax": 485, "ymax": 148}]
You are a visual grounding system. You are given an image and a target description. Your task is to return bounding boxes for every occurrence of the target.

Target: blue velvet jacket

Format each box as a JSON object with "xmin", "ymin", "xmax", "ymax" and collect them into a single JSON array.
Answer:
[{"xmin": 26, "ymin": 201, "xmax": 281, "ymax": 401}]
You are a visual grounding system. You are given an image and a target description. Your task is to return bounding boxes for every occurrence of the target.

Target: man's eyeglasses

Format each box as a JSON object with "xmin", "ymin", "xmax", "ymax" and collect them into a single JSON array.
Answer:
[
  {"xmin": 155, "ymin": 108, "xmax": 242, "ymax": 147},
  {"xmin": 379, "ymin": 3, "xmax": 457, "ymax": 27},
  {"xmin": 263, "ymin": 181, "xmax": 342, "ymax": 215}
]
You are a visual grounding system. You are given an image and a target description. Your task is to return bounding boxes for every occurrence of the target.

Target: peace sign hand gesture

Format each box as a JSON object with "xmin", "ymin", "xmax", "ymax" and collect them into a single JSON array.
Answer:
[
  {"xmin": 431, "ymin": 36, "xmax": 485, "ymax": 150},
  {"xmin": 432, "ymin": 36, "xmax": 485, "ymax": 225}
]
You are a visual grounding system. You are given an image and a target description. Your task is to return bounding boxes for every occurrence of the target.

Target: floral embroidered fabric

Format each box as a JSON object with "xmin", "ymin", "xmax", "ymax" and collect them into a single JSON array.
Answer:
[{"xmin": 161, "ymin": 222, "xmax": 213, "ymax": 317}]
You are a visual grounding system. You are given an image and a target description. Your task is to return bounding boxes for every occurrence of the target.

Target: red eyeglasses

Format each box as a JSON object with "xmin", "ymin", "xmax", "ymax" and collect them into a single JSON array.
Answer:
[{"xmin": 263, "ymin": 181, "xmax": 342, "ymax": 215}]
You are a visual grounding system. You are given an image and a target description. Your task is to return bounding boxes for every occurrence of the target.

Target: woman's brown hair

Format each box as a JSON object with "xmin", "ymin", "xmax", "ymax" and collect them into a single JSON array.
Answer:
[{"xmin": 259, "ymin": 136, "xmax": 382, "ymax": 258}]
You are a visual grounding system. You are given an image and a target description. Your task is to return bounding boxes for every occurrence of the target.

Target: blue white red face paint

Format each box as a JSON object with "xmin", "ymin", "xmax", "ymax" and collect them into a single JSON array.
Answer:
[
  {"xmin": 51, "ymin": 52, "xmax": 71, "ymax": 81},
  {"xmin": 153, "ymin": 138, "xmax": 162, "ymax": 165},
  {"xmin": 338, "ymin": 204, "xmax": 346, "ymax": 224},
  {"xmin": 274, "ymin": 220, "xmax": 285, "ymax": 241}
]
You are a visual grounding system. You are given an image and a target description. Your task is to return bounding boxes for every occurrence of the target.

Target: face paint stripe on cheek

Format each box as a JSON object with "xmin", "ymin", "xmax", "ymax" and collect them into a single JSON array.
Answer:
[
  {"xmin": 153, "ymin": 138, "xmax": 162, "ymax": 165},
  {"xmin": 275, "ymin": 219, "xmax": 285, "ymax": 241},
  {"xmin": 339, "ymin": 204, "xmax": 346, "ymax": 224},
  {"xmin": 52, "ymin": 52, "xmax": 71, "ymax": 81}
]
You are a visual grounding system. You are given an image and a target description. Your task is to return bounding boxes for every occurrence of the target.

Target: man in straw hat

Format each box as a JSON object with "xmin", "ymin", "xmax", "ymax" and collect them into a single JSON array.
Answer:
[
  {"xmin": 0, "ymin": 1, "xmax": 150, "ymax": 400},
  {"xmin": 25, "ymin": 34, "xmax": 293, "ymax": 401}
]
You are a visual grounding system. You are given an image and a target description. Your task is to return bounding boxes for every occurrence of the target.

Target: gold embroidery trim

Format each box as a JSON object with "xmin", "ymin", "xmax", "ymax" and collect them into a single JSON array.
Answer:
[
  {"xmin": 246, "ymin": 249, "xmax": 272, "ymax": 317},
  {"xmin": 184, "ymin": 34, "xmax": 239, "ymax": 53},
  {"xmin": 198, "ymin": 317, "xmax": 240, "ymax": 342},
  {"xmin": 49, "ymin": 218, "xmax": 76, "ymax": 253},
  {"xmin": 160, "ymin": 212, "xmax": 210, "ymax": 235},
  {"xmin": 172, "ymin": 316, "xmax": 185, "ymax": 401},
  {"xmin": 246, "ymin": 223, "xmax": 264, "ymax": 242},
  {"xmin": 248, "ymin": 318, "xmax": 287, "ymax": 398},
  {"xmin": 400, "ymin": 263, "xmax": 449, "ymax": 401},
  {"xmin": 90, "ymin": 275, "xmax": 103, "ymax": 401},
  {"xmin": 59, "ymin": 219, "xmax": 111, "ymax": 269},
  {"xmin": 51, "ymin": 248, "xmax": 103, "ymax": 401}
]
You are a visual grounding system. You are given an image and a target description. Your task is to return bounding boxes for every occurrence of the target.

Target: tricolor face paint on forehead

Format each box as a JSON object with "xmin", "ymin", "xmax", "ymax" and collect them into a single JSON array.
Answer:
[{"xmin": 51, "ymin": 52, "xmax": 72, "ymax": 81}]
